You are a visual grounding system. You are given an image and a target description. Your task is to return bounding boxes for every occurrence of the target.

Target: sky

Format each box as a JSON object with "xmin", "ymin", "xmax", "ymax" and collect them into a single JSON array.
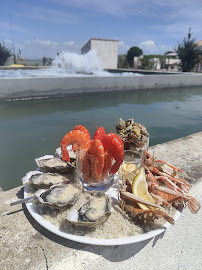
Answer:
[{"xmin": 1, "ymin": 0, "xmax": 202, "ymax": 59}]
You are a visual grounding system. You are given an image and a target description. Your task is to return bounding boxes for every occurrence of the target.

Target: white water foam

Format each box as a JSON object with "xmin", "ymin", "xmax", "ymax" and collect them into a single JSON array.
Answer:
[
  {"xmin": 52, "ymin": 50, "xmax": 104, "ymax": 74},
  {"xmin": 0, "ymin": 50, "xmax": 143, "ymax": 78}
]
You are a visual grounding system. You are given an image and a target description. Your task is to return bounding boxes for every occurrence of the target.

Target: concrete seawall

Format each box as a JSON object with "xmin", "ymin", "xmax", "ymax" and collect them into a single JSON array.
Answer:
[
  {"xmin": 0, "ymin": 132, "xmax": 202, "ymax": 270},
  {"xmin": 1, "ymin": 73, "xmax": 202, "ymax": 99}
]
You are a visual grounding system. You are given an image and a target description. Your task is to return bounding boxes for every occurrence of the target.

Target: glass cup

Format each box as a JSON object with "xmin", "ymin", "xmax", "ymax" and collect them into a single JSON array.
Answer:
[
  {"xmin": 124, "ymin": 134, "xmax": 150, "ymax": 153},
  {"xmin": 118, "ymin": 150, "xmax": 143, "ymax": 183},
  {"xmin": 76, "ymin": 151, "xmax": 114, "ymax": 192}
]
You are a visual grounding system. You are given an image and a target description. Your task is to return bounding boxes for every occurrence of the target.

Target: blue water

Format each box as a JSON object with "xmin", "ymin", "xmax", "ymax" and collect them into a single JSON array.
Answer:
[{"xmin": 0, "ymin": 86, "xmax": 202, "ymax": 191}]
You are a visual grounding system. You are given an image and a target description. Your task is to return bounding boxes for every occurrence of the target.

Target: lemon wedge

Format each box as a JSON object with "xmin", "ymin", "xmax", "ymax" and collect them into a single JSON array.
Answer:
[{"xmin": 131, "ymin": 167, "xmax": 155, "ymax": 210}]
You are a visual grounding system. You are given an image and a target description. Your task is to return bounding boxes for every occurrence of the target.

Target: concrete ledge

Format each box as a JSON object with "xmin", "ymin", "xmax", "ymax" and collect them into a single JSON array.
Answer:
[
  {"xmin": 0, "ymin": 132, "xmax": 202, "ymax": 270},
  {"xmin": 1, "ymin": 74, "xmax": 202, "ymax": 99},
  {"xmin": 0, "ymin": 66, "xmax": 49, "ymax": 70}
]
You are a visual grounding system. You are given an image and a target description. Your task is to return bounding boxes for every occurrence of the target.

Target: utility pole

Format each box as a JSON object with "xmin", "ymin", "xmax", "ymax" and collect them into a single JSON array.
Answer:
[{"xmin": 10, "ymin": 14, "xmax": 16, "ymax": 64}]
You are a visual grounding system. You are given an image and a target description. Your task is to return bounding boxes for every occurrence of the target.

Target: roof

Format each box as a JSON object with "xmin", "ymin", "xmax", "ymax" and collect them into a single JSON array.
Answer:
[
  {"xmin": 165, "ymin": 52, "xmax": 178, "ymax": 57},
  {"xmin": 81, "ymin": 38, "xmax": 119, "ymax": 51},
  {"xmin": 90, "ymin": 38, "xmax": 119, "ymax": 42}
]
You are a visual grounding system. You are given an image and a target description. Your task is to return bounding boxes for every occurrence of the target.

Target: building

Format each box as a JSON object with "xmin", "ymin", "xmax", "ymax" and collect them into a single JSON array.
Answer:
[
  {"xmin": 133, "ymin": 56, "xmax": 143, "ymax": 69},
  {"xmin": 196, "ymin": 41, "xmax": 202, "ymax": 72},
  {"xmin": 81, "ymin": 38, "xmax": 119, "ymax": 69},
  {"xmin": 196, "ymin": 40, "xmax": 202, "ymax": 51},
  {"xmin": 165, "ymin": 58, "xmax": 181, "ymax": 71},
  {"xmin": 165, "ymin": 52, "xmax": 181, "ymax": 71},
  {"xmin": 152, "ymin": 58, "xmax": 161, "ymax": 70}
]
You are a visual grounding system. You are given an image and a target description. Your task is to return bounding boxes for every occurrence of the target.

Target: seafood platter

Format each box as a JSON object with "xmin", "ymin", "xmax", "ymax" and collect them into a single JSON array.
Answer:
[{"xmin": 11, "ymin": 119, "xmax": 200, "ymax": 245}]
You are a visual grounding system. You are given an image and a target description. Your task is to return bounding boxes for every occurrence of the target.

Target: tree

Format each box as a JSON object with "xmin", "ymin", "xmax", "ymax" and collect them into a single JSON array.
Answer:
[
  {"xmin": 139, "ymin": 55, "xmax": 166, "ymax": 70},
  {"xmin": 141, "ymin": 56, "xmax": 153, "ymax": 70},
  {"xmin": 175, "ymin": 28, "xmax": 200, "ymax": 72},
  {"xmin": 126, "ymin": 46, "xmax": 143, "ymax": 68},
  {"xmin": 0, "ymin": 42, "xmax": 12, "ymax": 66}
]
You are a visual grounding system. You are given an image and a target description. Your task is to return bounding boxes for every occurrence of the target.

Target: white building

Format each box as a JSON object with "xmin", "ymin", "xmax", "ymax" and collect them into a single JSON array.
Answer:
[
  {"xmin": 196, "ymin": 40, "xmax": 202, "ymax": 51},
  {"xmin": 133, "ymin": 56, "xmax": 143, "ymax": 69},
  {"xmin": 81, "ymin": 38, "xmax": 119, "ymax": 69},
  {"xmin": 152, "ymin": 58, "xmax": 161, "ymax": 70},
  {"xmin": 165, "ymin": 58, "xmax": 181, "ymax": 71},
  {"xmin": 196, "ymin": 40, "xmax": 202, "ymax": 72}
]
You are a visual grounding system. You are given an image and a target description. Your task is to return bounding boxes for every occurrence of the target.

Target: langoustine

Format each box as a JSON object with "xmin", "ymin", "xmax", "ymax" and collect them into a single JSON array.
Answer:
[
  {"xmin": 119, "ymin": 177, "xmax": 175, "ymax": 225},
  {"xmin": 144, "ymin": 164, "xmax": 200, "ymax": 214},
  {"xmin": 119, "ymin": 157, "xmax": 200, "ymax": 226}
]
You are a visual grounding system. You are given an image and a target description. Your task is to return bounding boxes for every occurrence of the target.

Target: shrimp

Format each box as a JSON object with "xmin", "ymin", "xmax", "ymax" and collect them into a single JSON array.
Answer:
[
  {"xmin": 87, "ymin": 139, "xmax": 105, "ymax": 181},
  {"xmin": 101, "ymin": 152, "xmax": 114, "ymax": 180},
  {"xmin": 60, "ymin": 129, "xmax": 91, "ymax": 162},
  {"xmin": 93, "ymin": 126, "xmax": 106, "ymax": 142},
  {"xmin": 72, "ymin": 125, "xmax": 91, "ymax": 151},
  {"xmin": 102, "ymin": 133, "xmax": 124, "ymax": 174}
]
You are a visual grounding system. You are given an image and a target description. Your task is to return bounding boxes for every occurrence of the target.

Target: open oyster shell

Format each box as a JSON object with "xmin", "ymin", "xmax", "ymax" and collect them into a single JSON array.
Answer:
[
  {"xmin": 35, "ymin": 155, "xmax": 74, "ymax": 173},
  {"xmin": 22, "ymin": 171, "xmax": 69, "ymax": 187},
  {"xmin": 55, "ymin": 147, "xmax": 76, "ymax": 168},
  {"xmin": 66, "ymin": 192, "xmax": 112, "ymax": 227},
  {"xmin": 35, "ymin": 182, "xmax": 82, "ymax": 209}
]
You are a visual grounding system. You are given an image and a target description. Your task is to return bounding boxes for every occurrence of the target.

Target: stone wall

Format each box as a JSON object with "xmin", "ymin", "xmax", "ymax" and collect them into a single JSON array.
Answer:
[{"xmin": 0, "ymin": 73, "xmax": 202, "ymax": 99}]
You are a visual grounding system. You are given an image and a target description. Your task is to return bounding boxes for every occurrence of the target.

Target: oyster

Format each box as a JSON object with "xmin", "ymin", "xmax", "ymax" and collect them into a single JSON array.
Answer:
[
  {"xmin": 66, "ymin": 192, "xmax": 112, "ymax": 227},
  {"xmin": 35, "ymin": 182, "xmax": 82, "ymax": 208},
  {"xmin": 55, "ymin": 147, "xmax": 76, "ymax": 168},
  {"xmin": 22, "ymin": 171, "xmax": 69, "ymax": 187},
  {"xmin": 35, "ymin": 155, "xmax": 73, "ymax": 173}
]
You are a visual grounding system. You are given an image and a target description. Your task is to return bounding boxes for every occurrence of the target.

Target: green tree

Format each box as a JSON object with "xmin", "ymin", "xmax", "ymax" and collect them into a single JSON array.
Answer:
[
  {"xmin": 175, "ymin": 28, "xmax": 200, "ymax": 72},
  {"xmin": 140, "ymin": 55, "xmax": 166, "ymax": 70},
  {"xmin": 141, "ymin": 56, "xmax": 152, "ymax": 70},
  {"xmin": 126, "ymin": 46, "xmax": 143, "ymax": 68},
  {"xmin": 0, "ymin": 42, "xmax": 12, "ymax": 66}
]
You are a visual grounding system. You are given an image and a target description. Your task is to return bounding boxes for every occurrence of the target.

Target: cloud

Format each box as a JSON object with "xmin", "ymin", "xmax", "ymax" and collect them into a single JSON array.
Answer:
[
  {"xmin": 2, "ymin": 38, "xmax": 175, "ymax": 59},
  {"xmin": 139, "ymin": 40, "xmax": 172, "ymax": 55},
  {"xmin": 15, "ymin": 5, "xmax": 78, "ymax": 24},
  {"xmin": 118, "ymin": 41, "xmax": 130, "ymax": 54},
  {"xmin": 140, "ymin": 40, "xmax": 155, "ymax": 47},
  {"xmin": 64, "ymin": 41, "xmax": 75, "ymax": 45},
  {"xmin": 53, "ymin": 0, "xmax": 202, "ymax": 41},
  {"xmin": 3, "ymin": 40, "xmax": 83, "ymax": 58},
  {"xmin": 53, "ymin": 0, "xmax": 137, "ymax": 17},
  {"xmin": 53, "ymin": 0, "xmax": 202, "ymax": 19},
  {"xmin": 0, "ymin": 22, "xmax": 34, "ymax": 35},
  {"xmin": 118, "ymin": 39, "xmax": 173, "ymax": 55}
]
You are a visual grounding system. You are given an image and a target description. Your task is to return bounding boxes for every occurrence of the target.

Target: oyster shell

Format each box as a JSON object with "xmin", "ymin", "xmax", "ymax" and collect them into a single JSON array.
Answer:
[
  {"xmin": 55, "ymin": 147, "xmax": 76, "ymax": 168},
  {"xmin": 66, "ymin": 192, "xmax": 112, "ymax": 227},
  {"xmin": 22, "ymin": 171, "xmax": 69, "ymax": 187},
  {"xmin": 35, "ymin": 155, "xmax": 73, "ymax": 173},
  {"xmin": 35, "ymin": 182, "xmax": 82, "ymax": 208}
]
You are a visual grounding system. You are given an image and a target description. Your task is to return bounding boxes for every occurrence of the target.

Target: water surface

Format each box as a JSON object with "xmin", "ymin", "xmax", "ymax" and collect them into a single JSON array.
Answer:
[{"xmin": 1, "ymin": 86, "xmax": 202, "ymax": 190}]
